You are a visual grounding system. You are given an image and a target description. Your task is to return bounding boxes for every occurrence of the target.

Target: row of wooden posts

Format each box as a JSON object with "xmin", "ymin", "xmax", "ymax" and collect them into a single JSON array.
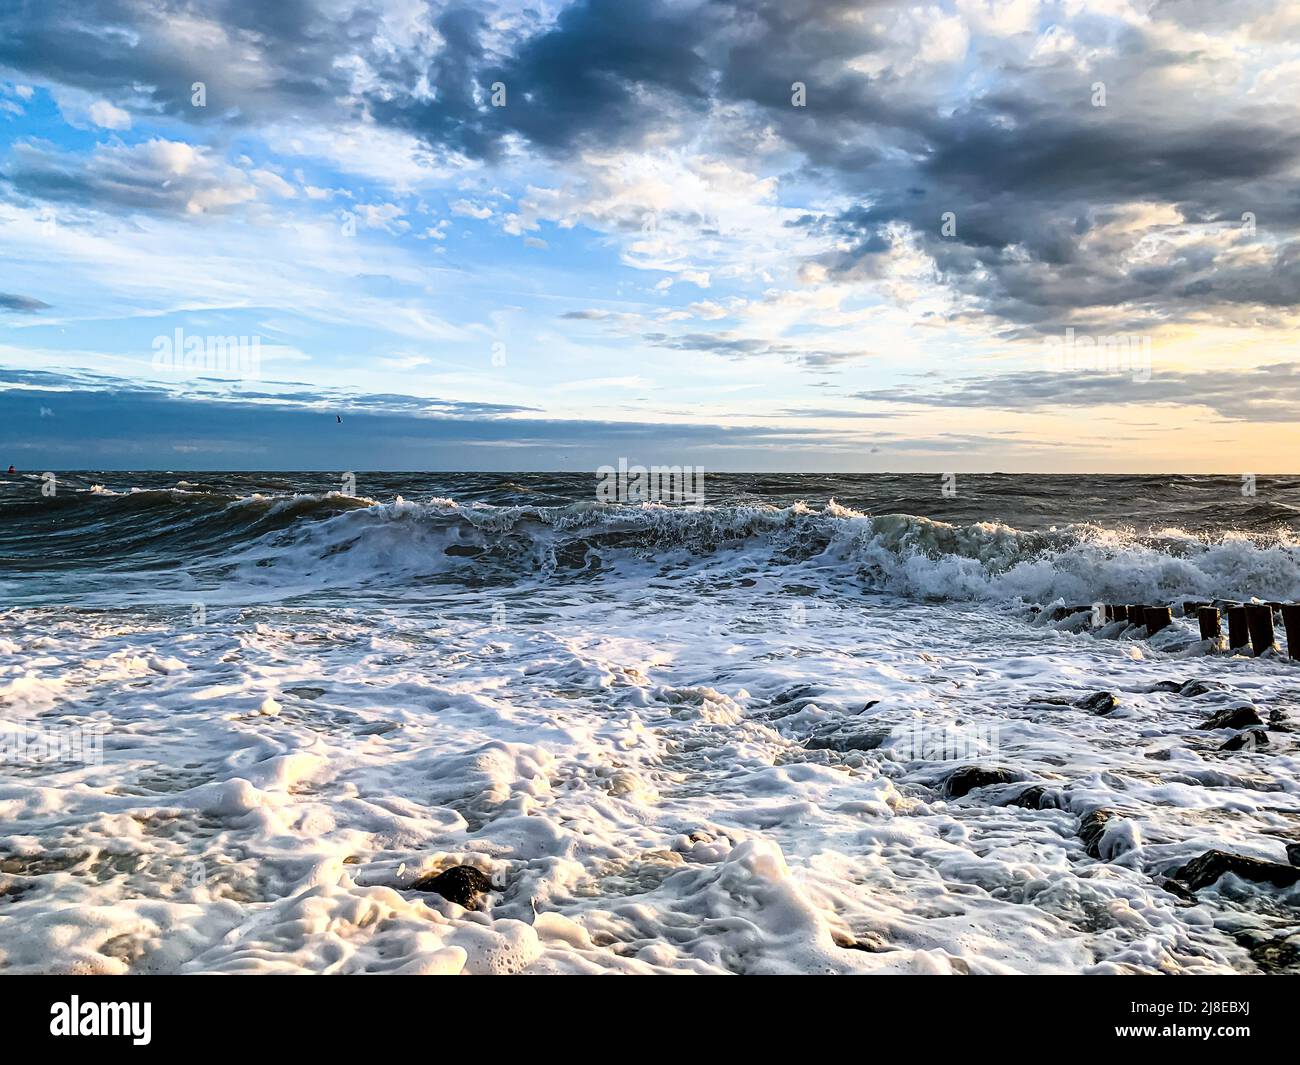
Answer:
[{"xmin": 1049, "ymin": 601, "xmax": 1300, "ymax": 658}]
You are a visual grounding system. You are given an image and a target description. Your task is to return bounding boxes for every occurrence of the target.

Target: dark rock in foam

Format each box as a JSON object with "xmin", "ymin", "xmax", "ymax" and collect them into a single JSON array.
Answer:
[
  {"xmin": 1180, "ymin": 680, "xmax": 1221, "ymax": 698},
  {"xmin": 1078, "ymin": 809, "xmax": 1118, "ymax": 859},
  {"xmin": 1158, "ymin": 878, "xmax": 1198, "ymax": 904},
  {"xmin": 804, "ymin": 729, "xmax": 889, "ymax": 753},
  {"xmin": 1002, "ymin": 784, "xmax": 1061, "ymax": 810},
  {"xmin": 1197, "ymin": 705, "xmax": 1263, "ymax": 731},
  {"xmin": 943, "ymin": 766, "xmax": 1021, "ymax": 798},
  {"xmin": 1169, "ymin": 850, "xmax": 1300, "ymax": 892},
  {"xmin": 1220, "ymin": 728, "xmax": 1269, "ymax": 752},
  {"xmin": 1075, "ymin": 691, "xmax": 1117, "ymax": 715},
  {"xmin": 411, "ymin": 865, "xmax": 495, "ymax": 909}
]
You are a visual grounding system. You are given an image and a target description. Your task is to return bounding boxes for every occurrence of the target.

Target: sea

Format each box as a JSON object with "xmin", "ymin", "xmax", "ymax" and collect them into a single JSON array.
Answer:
[{"xmin": 2, "ymin": 471, "xmax": 1299, "ymax": 974}]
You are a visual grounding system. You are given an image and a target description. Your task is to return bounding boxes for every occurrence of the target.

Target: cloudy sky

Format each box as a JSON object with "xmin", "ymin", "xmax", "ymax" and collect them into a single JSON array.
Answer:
[{"xmin": 1, "ymin": 0, "xmax": 1297, "ymax": 472}]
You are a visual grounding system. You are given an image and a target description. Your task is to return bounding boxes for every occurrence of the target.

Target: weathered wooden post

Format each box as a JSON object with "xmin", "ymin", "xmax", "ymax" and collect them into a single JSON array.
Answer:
[
  {"xmin": 1282, "ymin": 605, "xmax": 1300, "ymax": 660},
  {"xmin": 1246, "ymin": 604, "xmax": 1277, "ymax": 655},
  {"xmin": 1106, "ymin": 604, "xmax": 1126, "ymax": 622},
  {"xmin": 1144, "ymin": 606, "xmax": 1173, "ymax": 634},
  {"xmin": 1182, "ymin": 600, "xmax": 1208, "ymax": 617},
  {"xmin": 1126, "ymin": 604, "xmax": 1146, "ymax": 625},
  {"xmin": 1227, "ymin": 606, "xmax": 1250, "ymax": 650},
  {"xmin": 1197, "ymin": 606, "xmax": 1221, "ymax": 642}
]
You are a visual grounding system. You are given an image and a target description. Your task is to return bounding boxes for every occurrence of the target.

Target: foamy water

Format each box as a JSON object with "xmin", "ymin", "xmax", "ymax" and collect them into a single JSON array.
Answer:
[{"xmin": 2, "ymin": 473, "xmax": 1298, "ymax": 973}]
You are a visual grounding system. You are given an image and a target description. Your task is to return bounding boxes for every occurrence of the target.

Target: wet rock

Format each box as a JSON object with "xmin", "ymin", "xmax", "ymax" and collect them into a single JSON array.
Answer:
[
  {"xmin": 411, "ymin": 865, "xmax": 495, "ymax": 909},
  {"xmin": 1220, "ymin": 728, "xmax": 1270, "ymax": 752},
  {"xmin": 1152, "ymin": 679, "xmax": 1223, "ymax": 697},
  {"xmin": 759, "ymin": 686, "xmax": 832, "ymax": 723},
  {"xmin": 1078, "ymin": 809, "xmax": 1117, "ymax": 859},
  {"xmin": 1197, "ymin": 705, "xmax": 1264, "ymax": 731},
  {"xmin": 759, "ymin": 685, "xmax": 835, "ymax": 720},
  {"xmin": 1180, "ymin": 680, "xmax": 1222, "ymax": 698},
  {"xmin": 773, "ymin": 684, "xmax": 822, "ymax": 706},
  {"xmin": 833, "ymin": 931, "xmax": 891, "ymax": 953},
  {"xmin": 1075, "ymin": 691, "xmax": 1117, "ymax": 715},
  {"xmin": 1154, "ymin": 681, "xmax": 1222, "ymax": 702},
  {"xmin": 1031, "ymin": 691, "xmax": 1116, "ymax": 714},
  {"xmin": 943, "ymin": 765, "xmax": 1022, "ymax": 798},
  {"xmin": 1246, "ymin": 933, "xmax": 1300, "ymax": 975},
  {"xmin": 1004, "ymin": 785, "xmax": 1045, "ymax": 809},
  {"xmin": 1158, "ymin": 878, "xmax": 1198, "ymax": 904},
  {"xmin": 804, "ymin": 729, "xmax": 889, "ymax": 753},
  {"xmin": 1169, "ymin": 850, "xmax": 1300, "ymax": 892},
  {"xmin": 1285, "ymin": 842, "xmax": 1300, "ymax": 867},
  {"xmin": 1269, "ymin": 709, "xmax": 1293, "ymax": 732},
  {"xmin": 1002, "ymin": 784, "xmax": 1062, "ymax": 810}
]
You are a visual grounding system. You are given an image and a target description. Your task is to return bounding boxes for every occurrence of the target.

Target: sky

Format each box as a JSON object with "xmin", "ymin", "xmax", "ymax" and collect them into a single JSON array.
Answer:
[{"xmin": 0, "ymin": 0, "xmax": 1298, "ymax": 472}]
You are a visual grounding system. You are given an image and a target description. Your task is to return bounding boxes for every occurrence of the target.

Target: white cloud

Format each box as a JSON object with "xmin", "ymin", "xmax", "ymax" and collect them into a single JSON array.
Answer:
[
  {"xmin": 87, "ymin": 99, "xmax": 131, "ymax": 130},
  {"xmin": 451, "ymin": 199, "xmax": 493, "ymax": 219},
  {"xmin": 356, "ymin": 202, "xmax": 409, "ymax": 233},
  {"xmin": 5, "ymin": 137, "xmax": 271, "ymax": 216},
  {"xmin": 379, "ymin": 353, "xmax": 432, "ymax": 370},
  {"xmin": 252, "ymin": 170, "xmax": 296, "ymax": 198},
  {"xmin": 685, "ymin": 301, "xmax": 731, "ymax": 320}
]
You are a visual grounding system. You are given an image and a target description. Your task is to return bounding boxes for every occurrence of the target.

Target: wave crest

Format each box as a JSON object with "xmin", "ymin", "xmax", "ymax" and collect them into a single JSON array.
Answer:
[{"xmin": 210, "ymin": 496, "xmax": 1300, "ymax": 604}]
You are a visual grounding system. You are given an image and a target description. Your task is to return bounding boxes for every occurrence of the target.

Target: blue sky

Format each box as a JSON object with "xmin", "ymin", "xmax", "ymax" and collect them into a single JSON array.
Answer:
[{"xmin": 2, "ymin": 0, "xmax": 1299, "ymax": 471}]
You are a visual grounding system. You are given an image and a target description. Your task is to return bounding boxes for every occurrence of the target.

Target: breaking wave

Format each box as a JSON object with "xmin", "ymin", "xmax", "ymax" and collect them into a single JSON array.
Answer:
[{"xmin": 16, "ymin": 488, "xmax": 1296, "ymax": 605}]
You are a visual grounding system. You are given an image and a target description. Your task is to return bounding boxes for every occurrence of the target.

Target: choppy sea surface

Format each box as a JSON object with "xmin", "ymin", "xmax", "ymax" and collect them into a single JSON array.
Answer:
[{"xmin": 2, "ymin": 471, "xmax": 1300, "ymax": 974}]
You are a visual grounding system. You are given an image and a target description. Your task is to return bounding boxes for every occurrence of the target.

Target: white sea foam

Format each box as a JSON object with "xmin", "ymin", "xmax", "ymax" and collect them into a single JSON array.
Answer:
[{"xmin": 2, "ymin": 495, "xmax": 1299, "ymax": 973}]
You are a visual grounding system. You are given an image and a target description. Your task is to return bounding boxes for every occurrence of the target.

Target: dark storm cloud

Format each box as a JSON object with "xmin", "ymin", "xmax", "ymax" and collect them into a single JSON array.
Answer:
[
  {"xmin": 0, "ymin": 0, "xmax": 716, "ymax": 160},
  {"xmin": 522, "ymin": 0, "xmax": 1300, "ymax": 330},
  {"xmin": 4, "ymin": 0, "xmax": 1298, "ymax": 329},
  {"xmin": 0, "ymin": 292, "xmax": 50, "ymax": 312},
  {"xmin": 370, "ymin": 0, "xmax": 720, "ymax": 161},
  {"xmin": 0, "ymin": 0, "xmax": 372, "ymax": 124},
  {"xmin": 853, "ymin": 363, "xmax": 1300, "ymax": 422},
  {"xmin": 798, "ymin": 107, "xmax": 1300, "ymax": 329}
]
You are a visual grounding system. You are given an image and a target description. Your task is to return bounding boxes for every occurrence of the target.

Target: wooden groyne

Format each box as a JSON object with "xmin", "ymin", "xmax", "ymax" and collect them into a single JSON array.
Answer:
[{"xmin": 1040, "ymin": 600, "xmax": 1300, "ymax": 658}]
